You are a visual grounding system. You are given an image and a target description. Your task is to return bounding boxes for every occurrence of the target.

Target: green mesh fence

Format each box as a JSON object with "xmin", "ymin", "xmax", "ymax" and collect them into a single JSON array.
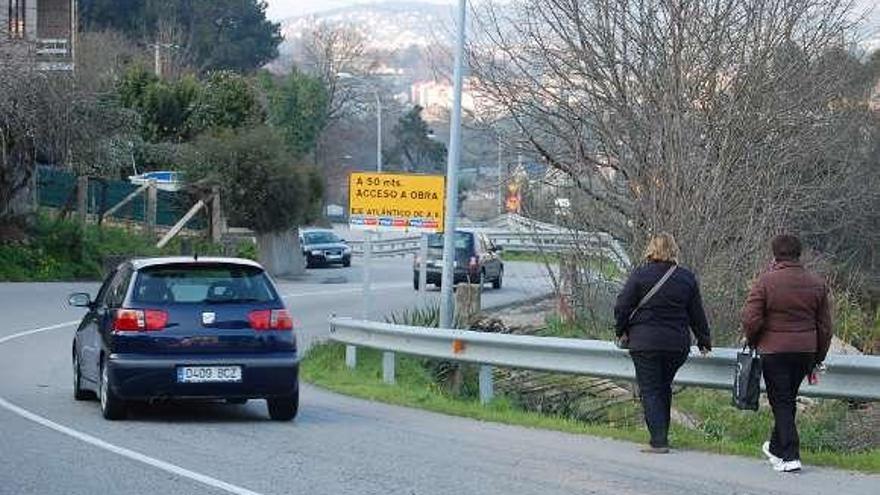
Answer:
[{"xmin": 36, "ymin": 166, "xmax": 206, "ymax": 228}]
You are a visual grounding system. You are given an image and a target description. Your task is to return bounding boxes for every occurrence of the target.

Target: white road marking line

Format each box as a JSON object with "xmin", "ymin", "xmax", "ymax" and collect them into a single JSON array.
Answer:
[
  {"xmin": 0, "ymin": 320, "xmax": 80, "ymax": 345},
  {"xmin": 0, "ymin": 321, "xmax": 265, "ymax": 495},
  {"xmin": 0, "ymin": 397, "xmax": 263, "ymax": 495}
]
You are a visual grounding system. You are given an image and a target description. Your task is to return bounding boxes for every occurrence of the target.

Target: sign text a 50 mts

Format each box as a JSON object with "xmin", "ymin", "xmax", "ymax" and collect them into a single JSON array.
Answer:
[{"xmin": 349, "ymin": 172, "xmax": 445, "ymax": 232}]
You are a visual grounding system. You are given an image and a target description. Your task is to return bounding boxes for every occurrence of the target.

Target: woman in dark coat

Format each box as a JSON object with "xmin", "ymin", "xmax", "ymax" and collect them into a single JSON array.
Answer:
[
  {"xmin": 741, "ymin": 234, "xmax": 832, "ymax": 473},
  {"xmin": 614, "ymin": 233, "xmax": 712, "ymax": 453}
]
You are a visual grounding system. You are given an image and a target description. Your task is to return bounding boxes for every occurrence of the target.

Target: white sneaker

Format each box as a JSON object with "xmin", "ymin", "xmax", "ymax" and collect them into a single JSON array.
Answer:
[
  {"xmin": 773, "ymin": 460, "xmax": 802, "ymax": 473},
  {"xmin": 762, "ymin": 441, "xmax": 782, "ymax": 466}
]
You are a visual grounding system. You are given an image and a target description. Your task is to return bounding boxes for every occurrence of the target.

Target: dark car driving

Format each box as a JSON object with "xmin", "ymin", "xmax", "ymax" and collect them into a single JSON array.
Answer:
[
  {"xmin": 413, "ymin": 230, "xmax": 503, "ymax": 290},
  {"xmin": 69, "ymin": 257, "xmax": 299, "ymax": 421},
  {"xmin": 300, "ymin": 229, "xmax": 352, "ymax": 268}
]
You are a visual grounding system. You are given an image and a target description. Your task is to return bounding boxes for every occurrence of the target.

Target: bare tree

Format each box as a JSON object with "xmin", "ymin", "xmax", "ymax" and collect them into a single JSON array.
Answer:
[
  {"xmin": 75, "ymin": 30, "xmax": 149, "ymax": 93},
  {"xmin": 469, "ymin": 0, "xmax": 880, "ymax": 332},
  {"xmin": 300, "ymin": 21, "xmax": 377, "ymax": 123}
]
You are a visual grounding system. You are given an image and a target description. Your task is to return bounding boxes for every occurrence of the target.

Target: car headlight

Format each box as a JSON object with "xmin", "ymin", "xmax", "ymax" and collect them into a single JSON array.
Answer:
[{"xmin": 311, "ymin": 250, "xmax": 322, "ymax": 256}]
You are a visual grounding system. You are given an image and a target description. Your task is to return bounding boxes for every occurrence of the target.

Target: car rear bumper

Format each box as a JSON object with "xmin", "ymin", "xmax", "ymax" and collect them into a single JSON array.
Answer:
[
  {"xmin": 416, "ymin": 268, "xmax": 479, "ymax": 285},
  {"xmin": 107, "ymin": 352, "xmax": 299, "ymax": 400}
]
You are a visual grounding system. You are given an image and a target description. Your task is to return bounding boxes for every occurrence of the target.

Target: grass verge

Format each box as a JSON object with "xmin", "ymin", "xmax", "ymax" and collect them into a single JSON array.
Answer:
[{"xmin": 302, "ymin": 342, "xmax": 880, "ymax": 474}]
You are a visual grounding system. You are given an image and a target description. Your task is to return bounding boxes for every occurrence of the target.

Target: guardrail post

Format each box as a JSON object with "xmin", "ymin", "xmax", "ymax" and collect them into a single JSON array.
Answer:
[
  {"xmin": 345, "ymin": 345, "xmax": 357, "ymax": 369},
  {"xmin": 383, "ymin": 351, "xmax": 396, "ymax": 384},
  {"xmin": 479, "ymin": 365, "xmax": 493, "ymax": 404}
]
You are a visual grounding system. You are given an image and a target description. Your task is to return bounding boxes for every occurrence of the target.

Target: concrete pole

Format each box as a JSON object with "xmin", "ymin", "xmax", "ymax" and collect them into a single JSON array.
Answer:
[
  {"xmin": 154, "ymin": 43, "xmax": 162, "ymax": 78},
  {"xmin": 76, "ymin": 176, "xmax": 88, "ymax": 227},
  {"xmin": 439, "ymin": 0, "xmax": 467, "ymax": 330},
  {"xmin": 349, "ymin": 230, "xmax": 374, "ymax": 369},
  {"xmin": 210, "ymin": 186, "xmax": 223, "ymax": 243},
  {"xmin": 497, "ymin": 138, "xmax": 503, "ymax": 215},
  {"xmin": 145, "ymin": 180, "xmax": 158, "ymax": 238},
  {"xmin": 418, "ymin": 233, "xmax": 429, "ymax": 303}
]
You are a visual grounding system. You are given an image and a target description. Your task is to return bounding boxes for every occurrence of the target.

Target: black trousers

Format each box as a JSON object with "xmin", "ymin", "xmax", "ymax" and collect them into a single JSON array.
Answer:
[
  {"xmin": 762, "ymin": 352, "xmax": 815, "ymax": 462},
  {"xmin": 630, "ymin": 350, "xmax": 689, "ymax": 448}
]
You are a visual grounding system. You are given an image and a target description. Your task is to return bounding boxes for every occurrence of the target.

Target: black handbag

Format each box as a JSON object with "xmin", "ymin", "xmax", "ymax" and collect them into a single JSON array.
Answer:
[{"xmin": 732, "ymin": 347, "xmax": 762, "ymax": 411}]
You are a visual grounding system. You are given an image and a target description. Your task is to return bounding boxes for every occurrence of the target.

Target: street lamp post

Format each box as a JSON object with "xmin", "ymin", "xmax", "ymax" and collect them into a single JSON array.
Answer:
[{"xmin": 438, "ymin": 0, "xmax": 467, "ymax": 331}]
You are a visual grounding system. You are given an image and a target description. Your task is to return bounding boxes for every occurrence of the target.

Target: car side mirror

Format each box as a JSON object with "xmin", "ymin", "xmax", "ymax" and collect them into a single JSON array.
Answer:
[{"xmin": 68, "ymin": 293, "xmax": 92, "ymax": 308}]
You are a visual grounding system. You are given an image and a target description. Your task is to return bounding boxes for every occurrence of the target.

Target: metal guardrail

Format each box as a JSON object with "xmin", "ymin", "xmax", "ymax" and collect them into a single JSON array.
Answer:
[
  {"xmin": 328, "ymin": 317, "xmax": 880, "ymax": 403},
  {"xmin": 347, "ymin": 231, "xmax": 630, "ymax": 268},
  {"xmin": 348, "ymin": 236, "xmax": 421, "ymax": 257}
]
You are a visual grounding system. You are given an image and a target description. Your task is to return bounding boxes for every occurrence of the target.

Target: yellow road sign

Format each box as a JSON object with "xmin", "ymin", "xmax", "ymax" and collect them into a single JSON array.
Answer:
[{"xmin": 348, "ymin": 172, "xmax": 445, "ymax": 232}]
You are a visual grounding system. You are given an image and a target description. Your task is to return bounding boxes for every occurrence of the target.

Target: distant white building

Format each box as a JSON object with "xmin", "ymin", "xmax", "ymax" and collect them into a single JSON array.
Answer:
[{"xmin": 410, "ymin": 79, "xmax": 477, "ymax": 120}]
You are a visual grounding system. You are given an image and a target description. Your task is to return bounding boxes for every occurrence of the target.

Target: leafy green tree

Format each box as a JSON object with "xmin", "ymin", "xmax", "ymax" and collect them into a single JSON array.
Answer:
[
  {"xmin": 260, "ymin": 70, "xmax": 330, "ymax": 158},
  {"xmin": 79, "ymin": 0, "xmax": 281, "ymax": 73},
  {"xmin": 188, "ymin": 71, "xmax": 263, "ymax": 134},
  {"xmin": 117, "ymin": 66, "xmax": 200, "ymax": 142},
  {"xmin": 386, "ymin": 106, "xmax": 447, "ymax": 173},
  {"xmin": 183, "ymin": 126, "xmax": 323, "ymax": 233},
  {"xmin": 118, "ymin": 67, "xmax": 262, "ymax": 143}
]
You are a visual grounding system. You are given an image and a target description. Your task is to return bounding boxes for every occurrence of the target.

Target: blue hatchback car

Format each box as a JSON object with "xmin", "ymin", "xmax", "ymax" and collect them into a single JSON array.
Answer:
[{"xmin": 68, "ymin": 257, "xmax": 299, "ymax": 421}]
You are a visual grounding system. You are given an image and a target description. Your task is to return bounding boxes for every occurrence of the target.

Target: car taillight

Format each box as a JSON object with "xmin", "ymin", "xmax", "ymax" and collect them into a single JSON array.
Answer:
[
  {"xmin": 113, "ymin": 309, "xmax": 167, "ymax": 332},
  {"xmin": 248, "ymin": 309, "xmax": 293, "ymax": 331}
]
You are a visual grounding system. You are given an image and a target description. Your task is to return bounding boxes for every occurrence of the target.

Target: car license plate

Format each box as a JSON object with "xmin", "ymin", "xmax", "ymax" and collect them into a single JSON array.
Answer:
[
  {"xmin": 326, "ymin": 254, "xmax": 341, "ymax": 259},
  {"xmin": 177, "ymin": 366, "xmax": 242, "ymax": 383}
]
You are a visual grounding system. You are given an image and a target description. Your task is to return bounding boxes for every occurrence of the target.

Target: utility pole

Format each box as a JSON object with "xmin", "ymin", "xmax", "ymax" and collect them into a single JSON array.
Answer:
[
  {"xmin": 375, "ymin": 91, "xmax": 382, "ymax": 173},
  {"xmin": 438, "ymin": 0, "xmax": 467, "ymax": 330},
  {"xmin": 497, "ymin": 137, "xmax": 503, "ymax": 215},
  {"xmin": 151, "ymin": 42, "xmax": 178, "ymax": 79},
  {"xmin": 153, "ymin": 43, "xmax": 162, "ymax": 78}
]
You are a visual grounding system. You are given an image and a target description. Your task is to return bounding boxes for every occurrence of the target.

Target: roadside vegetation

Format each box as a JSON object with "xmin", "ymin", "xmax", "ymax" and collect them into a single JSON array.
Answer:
[
  {"xmin": 302, "ymin": 342, "xmax": 880, "ymax": 473},
  {"xmin": 0, "ymin": 213, "xmax": 253, "ymax": 281}
]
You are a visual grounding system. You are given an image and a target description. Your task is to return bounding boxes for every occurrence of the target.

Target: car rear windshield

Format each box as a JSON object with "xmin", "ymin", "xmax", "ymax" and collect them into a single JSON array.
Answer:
[
  {"xmin": 132, "ymin": 264, "xmax": 278, "ymax": 305},
  {"xmin": 428, "ymin": 232, "xmax": 473, "ymax": 250},
  {"xmin": 303, "ymin": 232, "xmax": 341, "ymax": 244}
]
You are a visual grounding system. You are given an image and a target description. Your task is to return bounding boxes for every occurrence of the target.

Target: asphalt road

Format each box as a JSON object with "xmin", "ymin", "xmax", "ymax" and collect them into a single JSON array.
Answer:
[{"xmin": 1, "ymin": 260, "xmax": 878, "ymax": 495}]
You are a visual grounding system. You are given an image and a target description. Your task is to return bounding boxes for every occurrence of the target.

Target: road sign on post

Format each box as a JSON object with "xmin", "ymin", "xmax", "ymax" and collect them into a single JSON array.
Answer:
[
  {"xmin": 347, "ymin": 171, "xmax": 446, "ymax": 367},
  {"xmin": 348, "ymin": 172, "xmax": 445, "ymax": 233}
]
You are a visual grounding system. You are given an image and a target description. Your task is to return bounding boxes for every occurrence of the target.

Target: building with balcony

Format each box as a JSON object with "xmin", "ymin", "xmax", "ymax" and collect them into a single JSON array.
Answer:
[{"xmin": 1, "ymin": 0, "xmax": 76, "ymax": 71}]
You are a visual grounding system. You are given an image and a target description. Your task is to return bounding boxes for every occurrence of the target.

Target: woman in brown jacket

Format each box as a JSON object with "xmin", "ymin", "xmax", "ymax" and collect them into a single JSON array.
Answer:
[{"xmin": 741, "ymin": 235, "xmax": 833, "ymax": 473}]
